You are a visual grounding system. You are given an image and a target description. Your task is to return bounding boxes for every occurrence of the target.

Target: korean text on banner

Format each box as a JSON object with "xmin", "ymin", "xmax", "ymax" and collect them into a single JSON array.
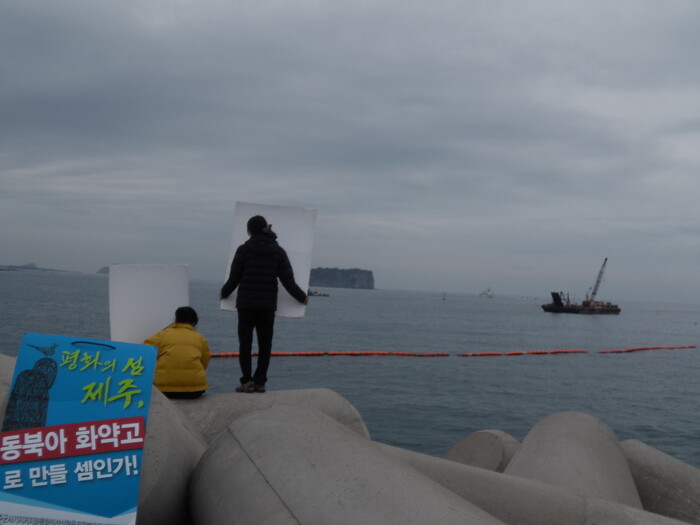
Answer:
[{"xmin": 0, "ymin": 333, "xmax": 157, "ymax": 524}]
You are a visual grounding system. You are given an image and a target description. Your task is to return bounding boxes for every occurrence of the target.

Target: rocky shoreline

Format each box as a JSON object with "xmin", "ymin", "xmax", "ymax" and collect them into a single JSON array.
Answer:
[{"xmin": 1, "ymin": 352, "xmax": 699, "ymax": 524}]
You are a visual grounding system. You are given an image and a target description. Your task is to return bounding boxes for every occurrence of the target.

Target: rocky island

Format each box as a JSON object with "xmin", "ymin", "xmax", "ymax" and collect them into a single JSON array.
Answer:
[
  {"xmin": 0, "ymin": 263, "xmax": 67, "ymax": 272},
  {"xmin": 309, "ymin": 267, "xmax": 374, "ymax": 289}
]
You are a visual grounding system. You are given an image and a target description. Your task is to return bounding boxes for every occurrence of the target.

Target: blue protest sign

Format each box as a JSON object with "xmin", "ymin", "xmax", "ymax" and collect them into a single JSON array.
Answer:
[{"xmin": 0, "ymin": 333, "xmax": 156, "ymax": 524}]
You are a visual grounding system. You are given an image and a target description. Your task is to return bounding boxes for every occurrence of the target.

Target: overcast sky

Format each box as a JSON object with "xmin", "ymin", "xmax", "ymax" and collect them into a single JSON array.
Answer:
[{"xmin": 2, "ymin": 1, "xmax": 700, "ymax": 303}]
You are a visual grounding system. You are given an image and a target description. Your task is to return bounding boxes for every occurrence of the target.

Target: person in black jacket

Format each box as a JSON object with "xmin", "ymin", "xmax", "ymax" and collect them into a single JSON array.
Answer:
[{"xmin": 220, "ymin": 215, "xmax": 308, "ymax": 393}]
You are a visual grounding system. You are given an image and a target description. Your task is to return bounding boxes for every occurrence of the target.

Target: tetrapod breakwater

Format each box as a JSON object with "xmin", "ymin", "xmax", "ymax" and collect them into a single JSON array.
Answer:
[{"xmin": 1, "ymin": 352, "xmax": 699, "ymax": 524}]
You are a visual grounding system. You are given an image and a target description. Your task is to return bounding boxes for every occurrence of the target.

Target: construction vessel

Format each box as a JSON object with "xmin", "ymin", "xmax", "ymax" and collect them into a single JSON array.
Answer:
[{"xmin": 542, "ymin": 258, "xmax": 621, "ymax": 314}]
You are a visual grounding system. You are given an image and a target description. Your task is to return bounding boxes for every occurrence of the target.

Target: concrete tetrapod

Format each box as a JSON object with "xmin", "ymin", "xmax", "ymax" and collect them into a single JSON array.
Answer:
[
  {"xmin": 505, "ymin": 411, "xmax": 642, "ymax": 508},
  {"xmin": 444, "ymin": 429, "xmax": 520, "ymax": 472},
  {"xmin": 136, "ymin": 388, "xmax": 207, "ymax": 525},
  {"xmin": 381, "ymin": 442, "xmax": 587, "ymax": 525},
  {"xmin": 622, "ymin": 439, "xmax": 700, "ymax": 524},
  {"xmin": 379, "ymin": 442, "xmax": 689, "ymax": 525},
  {"xmin": 585, "ymin": 498, "xmax": 690, "ymax": 525},
  {"xmin": 188, "ymin": 405, "xmax": 508, "ymax": 525},
  {"xmin": 171, "ymin": 387, "xmax": 369, "ymax": 443}
]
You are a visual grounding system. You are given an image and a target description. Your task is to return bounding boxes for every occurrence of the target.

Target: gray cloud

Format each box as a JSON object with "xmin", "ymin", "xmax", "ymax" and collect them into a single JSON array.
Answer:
[{"xmin": 2, "ymin": 0, "xmax": 700, "ymax": 301}]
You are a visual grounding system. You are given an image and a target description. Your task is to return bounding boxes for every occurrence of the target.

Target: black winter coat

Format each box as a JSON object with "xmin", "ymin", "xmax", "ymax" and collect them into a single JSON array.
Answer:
[{"xmin": 220, "ymin": 234, "xmax": 307, "ymax": 311}]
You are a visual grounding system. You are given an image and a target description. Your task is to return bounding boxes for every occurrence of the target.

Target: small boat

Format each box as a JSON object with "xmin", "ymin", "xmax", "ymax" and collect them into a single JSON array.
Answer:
[
  {"xmin": 479, "ymin": 287, "xmax": 494, "ymax": 298},
  {"xmin": 541, "ymin": 258, "xmax": 620, "ymax": 315}
]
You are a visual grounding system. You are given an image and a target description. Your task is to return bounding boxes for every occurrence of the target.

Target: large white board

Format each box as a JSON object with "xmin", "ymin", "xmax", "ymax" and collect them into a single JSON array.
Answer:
[
  {"xmin": 221, "ymin": 202, "xmax": 316, "ymax": 318},
  {"xmin": 109, "ymin": 263, "xmax": 189, "ymax": 343}
]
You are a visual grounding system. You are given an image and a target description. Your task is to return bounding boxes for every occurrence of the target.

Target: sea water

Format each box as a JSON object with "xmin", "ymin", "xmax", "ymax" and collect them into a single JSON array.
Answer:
[{"xmin": 1, "ymin": 271, "xmax": 699, "ymax": 466}]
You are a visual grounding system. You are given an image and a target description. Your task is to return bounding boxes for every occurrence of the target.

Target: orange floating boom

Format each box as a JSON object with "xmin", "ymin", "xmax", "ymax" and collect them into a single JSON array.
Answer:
[{"xmin": 209, "ymin": 344, "xmax": 696, "ymax": 358}]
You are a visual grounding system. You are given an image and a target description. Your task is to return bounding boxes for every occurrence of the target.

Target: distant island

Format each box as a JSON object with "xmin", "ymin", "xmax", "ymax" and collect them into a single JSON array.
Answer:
[
  {"xmin": 0, "ymin": 263, "xmax": 68, "ymax": 273},
  {"xmin": 2, "ymin": 264, "xmax": 376, "ymax": 291},
  {"xmin": 309, "ymin": 267, "xmax": 374, "ymax": 290}
]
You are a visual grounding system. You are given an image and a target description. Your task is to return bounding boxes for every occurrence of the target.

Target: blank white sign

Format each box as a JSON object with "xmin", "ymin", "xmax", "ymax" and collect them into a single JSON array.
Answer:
[
  {"xmin": 220, "ymin": 202, "xmax": 316, "ymax": 318},
  {"xmin": 109, "ymin": 264, "xmax": 189, "ymax": 343}
]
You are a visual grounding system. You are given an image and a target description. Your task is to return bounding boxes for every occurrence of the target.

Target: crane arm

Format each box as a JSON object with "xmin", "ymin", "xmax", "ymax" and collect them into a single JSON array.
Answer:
[{"xmin": 589, "ymin": 257, "xmax": 608, "ymax": 302}]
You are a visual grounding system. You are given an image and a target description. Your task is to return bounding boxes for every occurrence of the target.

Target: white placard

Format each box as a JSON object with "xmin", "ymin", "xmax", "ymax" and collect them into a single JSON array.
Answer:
[
  {"xmin": 221, "ymin": 202, "xmax": 316, "ymax": 318},
  {"xmin": 109, "ymin": 264, "xmax": 189, "ymax": 343}
]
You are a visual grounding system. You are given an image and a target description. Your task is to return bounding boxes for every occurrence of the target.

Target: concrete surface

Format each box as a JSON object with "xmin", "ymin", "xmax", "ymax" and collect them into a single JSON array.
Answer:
[
  {"xmin": 380, "ymin": 441, "xmax": 588, "ymax": 525},
  {"xmin": 189, "ymin": 405, "xmax": 508, "ymax": 525},
  {"xmin": 622, "ymin": 438, "xmax": 700, "ymax": 524},
  {"xmin": 444, "ymin": 429, "xmax": 520, "ymax": 472},
  {"xmin": 505, "ymin": 411, "xmax": 642, "ymax": 508},
  {"xmin": 172, "ymin": 387, "xmax": 370, "ymax": 443},
  {"xmin": 586, "ymin": 498, "xmax": 690, "ymax": 524},
  {"xmin": 381, "ymin": 430, "xmax": 689, "ymax": 524},
  {"xmin": 136, "ymin": 387, "xmax": 207, "ymax": 525}
]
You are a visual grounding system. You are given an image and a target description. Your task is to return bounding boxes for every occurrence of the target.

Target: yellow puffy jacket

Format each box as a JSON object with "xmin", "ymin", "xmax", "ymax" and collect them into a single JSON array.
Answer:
[{"xmin": 144, "ymin": 323, "xmax": 210, "ymax": 393}]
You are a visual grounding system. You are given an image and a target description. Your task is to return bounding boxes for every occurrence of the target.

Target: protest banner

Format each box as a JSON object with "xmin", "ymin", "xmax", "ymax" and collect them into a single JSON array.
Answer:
[{"xmin": 0, "ymin": 333, "xmax": 156, "ymax": 524}]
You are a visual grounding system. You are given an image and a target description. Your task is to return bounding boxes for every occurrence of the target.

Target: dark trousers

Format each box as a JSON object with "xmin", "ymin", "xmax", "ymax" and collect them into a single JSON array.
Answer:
[{"xmin": 237, "ymin": 308, "xmax": 276, "ymax": 385}]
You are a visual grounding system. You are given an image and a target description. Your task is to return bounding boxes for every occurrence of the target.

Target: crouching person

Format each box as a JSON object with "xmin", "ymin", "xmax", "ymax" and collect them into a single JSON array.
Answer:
[{"xmin": 144, "ymin": 306, "xmax": 210, "ymax": 398}]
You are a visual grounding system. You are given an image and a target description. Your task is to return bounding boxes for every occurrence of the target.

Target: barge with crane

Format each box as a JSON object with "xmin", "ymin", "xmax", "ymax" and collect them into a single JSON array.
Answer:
[{"xmin": 542, "ymin": 258, "xmax": 621, "ymax": 314}]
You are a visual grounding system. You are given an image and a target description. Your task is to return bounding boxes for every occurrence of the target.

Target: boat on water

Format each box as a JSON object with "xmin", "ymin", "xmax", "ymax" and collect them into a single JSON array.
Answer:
[
  {"xmin": 541, "ymin": 258, "xmax": 621, "ymax": 315},
  {"xmin": 479, "ymin": 287, "xmax": 494, "ymax": 298}
]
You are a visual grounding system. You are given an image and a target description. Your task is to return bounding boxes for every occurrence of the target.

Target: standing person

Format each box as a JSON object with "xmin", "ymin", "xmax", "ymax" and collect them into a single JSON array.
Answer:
[
  {"xmin": 144, "ymin": 306, "xmax": 211, "ymax": 398},
  {"xmin": 220, "ymin": 215, "xmax": 308, "ymax": 393}
]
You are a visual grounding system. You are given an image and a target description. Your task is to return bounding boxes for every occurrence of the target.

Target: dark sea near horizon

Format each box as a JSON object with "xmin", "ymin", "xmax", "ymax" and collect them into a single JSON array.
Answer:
[{"xmin": 2, "ymin": 270, "xmax": 699, "ymax": 467}]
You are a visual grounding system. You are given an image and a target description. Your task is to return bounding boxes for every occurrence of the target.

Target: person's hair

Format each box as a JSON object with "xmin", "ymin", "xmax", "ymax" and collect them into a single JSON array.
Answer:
[
  {"xmin": 175, "ymin": 306, "xmax": 198, "ymax": 326},
  {"xmin": 247, "ymin": 214, "xmax": 278, "ymax": 239},
  {"xmin": 247, "ymin": 215, "xmax": 268, "ymax": 235}
]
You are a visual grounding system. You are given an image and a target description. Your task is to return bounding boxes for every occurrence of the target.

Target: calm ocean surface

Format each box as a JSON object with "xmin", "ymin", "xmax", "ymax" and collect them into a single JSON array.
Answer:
[{"xmin": 2, "ymin": 271, "xmax": 699, "ymax": 466}]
